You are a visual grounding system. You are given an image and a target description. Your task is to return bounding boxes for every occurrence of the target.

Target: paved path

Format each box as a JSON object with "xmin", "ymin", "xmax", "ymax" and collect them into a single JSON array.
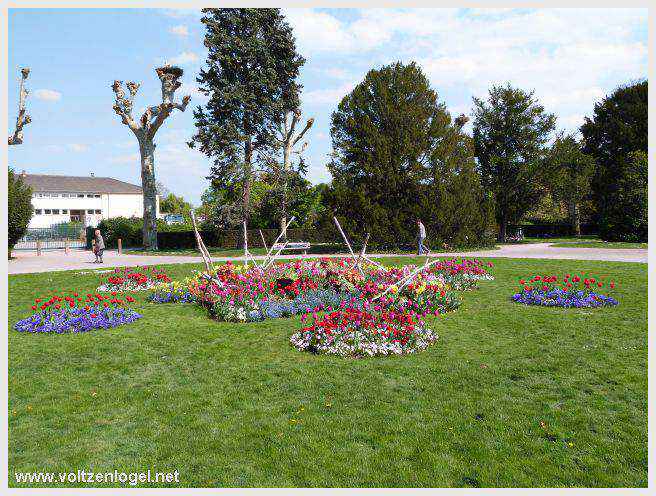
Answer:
[{"xmin": 8, "ymin": 243, "xmax": 647, "ymax": 275}]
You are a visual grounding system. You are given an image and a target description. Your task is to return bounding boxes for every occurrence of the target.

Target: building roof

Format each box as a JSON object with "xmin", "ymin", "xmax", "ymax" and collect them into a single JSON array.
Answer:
[{"xmin": 21, "ymin": 173, "xmax": 143, "ymax": 194}]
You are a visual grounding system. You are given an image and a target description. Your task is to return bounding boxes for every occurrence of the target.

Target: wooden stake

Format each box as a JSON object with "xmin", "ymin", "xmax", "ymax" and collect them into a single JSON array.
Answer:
[
  {"xmin": 259, "ymin": 229, "xmax": 268, "ymax": 251},
  {"xmin": 261, "ymin": 216, "xmax": 295, "ymax": 267},
  {"xmin": 117, "ymin": 238, "xmax": 122, "ymax": 255},
  {"xmin": 190, "ymin": 211, "xmax": 213, "ymax": 273},
  {"xmin": 243, "ymin": 221, "xmax": 248, "ymax": 268}
]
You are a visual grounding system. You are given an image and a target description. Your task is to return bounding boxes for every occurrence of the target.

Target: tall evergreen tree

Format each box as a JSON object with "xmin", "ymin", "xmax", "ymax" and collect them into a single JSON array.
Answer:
[
  {"xmin": 580, "ymin": 80, "xmax": 647, "ymax": 241},
  {"xmin": 542, "ymin": 133, "xmax": 595, "ymax": 236},
  {"xmin": 472, "ymin": 84, "xmax": 556, "ymax": 241},
  {"xmin": 190, "ymin": 8, "xmax": 305, "ymax": 226},
  {"xmin": 8, "ymin": 168, "xmax": 33, "ymax": 256},
  {"xmin": 329, "ymin": 62, "xmax": 492, "ymax": 249}
]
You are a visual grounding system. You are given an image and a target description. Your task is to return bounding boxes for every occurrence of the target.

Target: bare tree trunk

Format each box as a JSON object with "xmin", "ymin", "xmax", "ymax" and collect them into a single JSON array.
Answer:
[
  {"xmin": 243, "ymin": 137, "xmax": 253, "ymax": 225},
  {"xmin": 280, "ymin": 143, "xmax": 291, "ymax": 240},
  {"xmin": 140, "ymin": 138, "xmax": 158, "ymax": 250},
  {"xmin": 499, "ymin": 211, "xmax": 507, "ymax": 242},
  {"xmin": 568, "ymin": 200, "xmax": 581, "ymax": 237}
]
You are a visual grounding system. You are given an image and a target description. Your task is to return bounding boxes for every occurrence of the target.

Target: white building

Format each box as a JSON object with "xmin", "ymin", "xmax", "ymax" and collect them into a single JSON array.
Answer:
[{"xmin": 21, "ymin": 172, "xmax": 159, "ymax": 229}]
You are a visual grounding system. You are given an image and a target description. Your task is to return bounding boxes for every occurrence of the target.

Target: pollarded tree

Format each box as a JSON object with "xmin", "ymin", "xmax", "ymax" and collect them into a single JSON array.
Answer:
[
  {"xmin": 580, "ymin": 80, "xmax": 647, "ymax": 241},
  {"xmin": 473, "ymin": 84, "xmax": 556, "ymax": 241},
  {"xmin": 111, "ymin": 65, "xmax": 191, "ymax": 250},
  {"xmin": 329, "ymin": 61, "xmax": 493, "ymax": 249},
  {"xmin": 190, "ymin": 8, "xmax": 305, "ymax": 227},
  {"xmin": 8, "ymin": 68, "xmax": 31, "ymax": 145},
  {"xmin": 272, "ymin": 109, "xmax": 314, "ymax": 237},
  {"xmin": 543, "ymin": 133, "xmax": 595, "ymax": 236}
]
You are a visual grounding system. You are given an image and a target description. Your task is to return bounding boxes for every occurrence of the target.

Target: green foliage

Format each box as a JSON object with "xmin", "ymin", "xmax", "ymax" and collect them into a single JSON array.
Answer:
[
  {"xmin": 597, "ymin": 151, "xmax": 648, "ymax": 242},
  {"xmin": 581, "ymin": 81, "xmax": 648, "ymax": 242},
  {"xmin": 473, "ymin": 84, "xmax": 556, "ymax": 241},
  {"xmin": 97, "ymin": 217, "xmax": 194, "ymax": 248},
  {"xmin": 328, "ymin": 61, "xmax": 494, "ymax": 249},
  {"xmin": 8, "ymin": 168, "xmax": 33, "ymax": 253},
  {"xmin": 160, "ymin": 193, "xmax": 192, "ymax": 218},
  {"xmin": 190, "ymin": 8, "xmax": 305, "ymax": 222},
  {"xmin": 541, "ymin": 133, "xmax": 596, "ymax": 234}
]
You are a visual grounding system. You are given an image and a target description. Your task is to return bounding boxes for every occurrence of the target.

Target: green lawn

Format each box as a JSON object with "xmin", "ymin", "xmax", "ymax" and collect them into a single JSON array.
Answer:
[
  {"xmin": 8, "ymin": 258, "xmax": 647, "ymax": 487},
  {"xmin": 550, "ymin": 241, "xmax": 647, "ymax": 249}
]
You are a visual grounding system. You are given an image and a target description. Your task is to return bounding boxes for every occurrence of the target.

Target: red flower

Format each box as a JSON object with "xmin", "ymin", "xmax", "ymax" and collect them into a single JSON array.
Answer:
[{"xmin": 31, "ymin": 305, "xmax": 37, "ymax": 311}]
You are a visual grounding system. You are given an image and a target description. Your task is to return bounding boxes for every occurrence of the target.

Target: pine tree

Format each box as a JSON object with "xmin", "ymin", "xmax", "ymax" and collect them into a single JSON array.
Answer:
[{"xmin": 190, "ymin": 8, "xmax": 305, "ymax": 226}]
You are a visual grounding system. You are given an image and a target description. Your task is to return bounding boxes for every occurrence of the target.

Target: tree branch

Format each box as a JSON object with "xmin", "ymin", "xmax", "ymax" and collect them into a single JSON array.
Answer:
[
  {"xmin": 292, "ymin": 117, "xmax": 314, "ymax": 146},
  {"xmin": 111, "ymin": 80, "xmax": 140, "ymax": 133},
  {"xmin": 8, "ymin": 68, "xmax": 31, "ymax": 146}
]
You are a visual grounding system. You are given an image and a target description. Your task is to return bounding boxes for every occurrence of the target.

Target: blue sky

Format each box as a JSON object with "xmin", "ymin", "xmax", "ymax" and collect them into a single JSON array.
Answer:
[{"xmin": 8, "ymin": 8, "xmax": 648, "ymax": 205}]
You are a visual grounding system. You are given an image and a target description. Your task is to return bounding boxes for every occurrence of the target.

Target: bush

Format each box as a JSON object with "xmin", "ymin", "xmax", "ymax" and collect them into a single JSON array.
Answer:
[{"xmin": 8, "ymin": 168, "xmax": 33, "ymax": 254}]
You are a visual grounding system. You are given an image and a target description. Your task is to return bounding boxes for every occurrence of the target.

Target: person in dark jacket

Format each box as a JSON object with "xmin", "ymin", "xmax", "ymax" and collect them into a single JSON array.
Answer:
[{"xmin": 93, "ymin": 229, "xmax": 105, "ymax": 263}]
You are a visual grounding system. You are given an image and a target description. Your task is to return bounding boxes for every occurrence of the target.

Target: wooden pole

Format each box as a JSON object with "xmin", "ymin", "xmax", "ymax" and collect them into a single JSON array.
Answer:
[
  {"xmin": 117, "ymin": 238, "xmax": 122, "ymax": 255},
  {"xmin": 259, "ymin": 229, "xmax": 268, "ymax": 251},
  {"xmin": 190, "ymin": 211, "xmax": 213, "ymax": 274},
  {"xmin": 64, "ymin": 239, "xmax": 70, "ymax": 254},
  {"xmin": 243, "ymin": 221, "xmax": 248, "ymax": 268},
  {"xmin": 333, "ymin": 216, "xmax": 363, "ymax": 275},
  {"xmin": 261, "ymin": 216, "xmax": 295, "ymax": 267},
  {"xmin": 36, "ymin": 239, "xmax": 41, "ymax": 256}
]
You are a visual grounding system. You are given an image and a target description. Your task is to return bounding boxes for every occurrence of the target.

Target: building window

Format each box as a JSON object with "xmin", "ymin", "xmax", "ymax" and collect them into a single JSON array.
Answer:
[
  {"xmin": 62, "ymin": 209, "xmax": 68, "ymax": 214},
  {"xmin": 94, "ymin": 194, "xmax": 101, "ymax": 198},
  {"xmin": 61, "ymin": 193, "xmax": 68, "ymax": 198},
  {"xmin": 87, "ymin": 194, "xmax": 94, "ymax": 198},
  {"xmin": 52, "ymin": 209, "xmax": 60, "ymax": 214},
  {"xmin": 77, "ymin": 194, "xmax": 84, "ymax": 198},
  {"xmin": 42, "ymin": 193, "xmax": 50, "ymax": 197},
  {"xmin": 95, "ymin": 209, "xmax": 102, "ymax": 214},
  {"xmin": 87, "ymin": 209, "xmax": 94, "ymax": 214},
  {"xmin": 44, "ymin": 209, "xmax": 51, "ymax": 214},
  {"xmin": 35, "ymin": 209, "xmax": 42, "ymax": 215},
  {"xmin": 37, "ymin": 193, "xmax": 43, "ymax": 198},
  {"xmin": 51, "ymin": 194, "xmax": 59, "ymax": 197}
]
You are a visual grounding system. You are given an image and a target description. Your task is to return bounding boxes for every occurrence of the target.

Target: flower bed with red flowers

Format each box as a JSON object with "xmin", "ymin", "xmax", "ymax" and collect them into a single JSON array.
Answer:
[
  {"xmin": 13, "ymin": 292, "xmax": 141, "ymax": 333},
  {"xmin": 512, "ymin": 273, "xmax": 619, "ymax": 308},
  {"xmin": 290, "ymin": 306, "xmax": 438, "ymax": 357},
  {"xmin": 97, "ymin": 266, "xmax": 171, "ymax": 292}
]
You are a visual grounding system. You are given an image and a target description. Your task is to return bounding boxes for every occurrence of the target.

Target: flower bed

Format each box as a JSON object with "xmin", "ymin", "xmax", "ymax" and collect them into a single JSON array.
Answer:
[
  {"xmin": 512, "ymin": 273, "xmax": 618, "ymax": 308},
  {"xmin": 149, "ymin": 280, "xmax": 195, "ymax": 304},
  {"xmin": 290, "ymin": 307, "xmax": 438, "ymax": 357},
  {"xmin": 187, "ymin": 259, "xmax": 471, "ymax": 323},
  {"xmin": 14, "ymin": 292, "xmax": 141, "ymax": 333},
  {"xmin": 97, "ymin": 266, "xmax": 171, "ymax": 292}
]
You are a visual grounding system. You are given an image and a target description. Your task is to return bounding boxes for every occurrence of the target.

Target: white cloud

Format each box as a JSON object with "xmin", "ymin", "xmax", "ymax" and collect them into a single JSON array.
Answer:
[
  {"xmin": 107, "ymin": 153, "xmax": 140, "ymax": 165},
  {"xmin": 303, "ymin": 82, "xmax": 356, "ymax": 106},
  {"xmin": 68, "ymin": 144, "xmax": 88, "ymax": 152},
  {"xmin": 34, "ymin": 89, "xmax": 61, "ymax": 101},
  {"xmin": 179, "ymin": 82, "xmax": 209, "ymax": 101},
  {"xmin": 165, "ymin": 51, "xmax": 199, "ymax": 66},
  {"xmin": 169, "ymin": 24, "xmax": 189, "ymax": 36}
]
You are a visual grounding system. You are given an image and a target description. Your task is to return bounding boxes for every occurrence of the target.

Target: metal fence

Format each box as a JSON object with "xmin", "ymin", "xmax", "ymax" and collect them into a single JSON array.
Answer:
[{"xmin": 14, "ymin": 225, "xmax": 86, "ymax": 251}]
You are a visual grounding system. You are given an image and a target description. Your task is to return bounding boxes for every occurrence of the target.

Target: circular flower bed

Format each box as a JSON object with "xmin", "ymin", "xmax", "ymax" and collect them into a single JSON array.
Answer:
[
  {"xmin": 512, "ymin": 273, "xmax": 618, "ymax": 308},
  {"xmin": 97, "ymin": 266, "xmax": 171, "ymax": 292},
  {"xmin": 14, "ymin": 292, "xmax": 141, "ymax": 333},
  {"xmin": 290, "ymin": 307, "xmax": 438, "ymax": 357}
]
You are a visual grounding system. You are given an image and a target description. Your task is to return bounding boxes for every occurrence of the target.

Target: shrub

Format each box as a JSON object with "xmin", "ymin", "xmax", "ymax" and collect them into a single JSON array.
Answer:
[{"xmin": 8, "ymin": 168, "xmax": 33, "ymax": 255}]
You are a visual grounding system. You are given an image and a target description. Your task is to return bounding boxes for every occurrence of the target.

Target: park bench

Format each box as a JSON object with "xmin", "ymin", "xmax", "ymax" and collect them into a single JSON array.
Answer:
[{"xmin": 272, "ymin": 241, "xmax": 311, "ymax": 255}]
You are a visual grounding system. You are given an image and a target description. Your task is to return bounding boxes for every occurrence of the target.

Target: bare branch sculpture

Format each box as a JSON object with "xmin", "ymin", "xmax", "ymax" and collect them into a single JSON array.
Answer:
[
  {"xmin": 111, "ymin": 64, "xmax": 190, "ymax": 250},
  {"xmin": 8, "ymin": 68, "xmax": 31, "ymax": 145},
  {"xmin": 274, "ymin": 109, "xmax": 314, "ymax": 239}
]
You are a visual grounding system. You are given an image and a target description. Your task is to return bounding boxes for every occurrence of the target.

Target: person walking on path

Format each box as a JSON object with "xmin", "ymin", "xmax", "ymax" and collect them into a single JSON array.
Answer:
[
  {"xmin": 92, "ymin": 229, "xmax": 105, "ymax": 263},
  {"xmin": 417, "ymin": 219, "xmax": 428, "ymax": 255}
]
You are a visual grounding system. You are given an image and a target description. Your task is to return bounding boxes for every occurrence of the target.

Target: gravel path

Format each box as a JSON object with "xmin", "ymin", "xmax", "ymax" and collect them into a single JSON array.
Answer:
[{"xmin": 8, "ymin": 242, "xmax": 646, "ymax": 275}]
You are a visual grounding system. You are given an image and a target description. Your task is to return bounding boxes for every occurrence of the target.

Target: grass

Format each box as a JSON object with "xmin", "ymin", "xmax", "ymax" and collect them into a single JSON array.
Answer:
[
  {"xmin": 8, "ymin": 258, "xmax": 647, "ymax": 487},
  {"xmin": 550, "ymin": 240, "xmax": 647, "ymax": 249}
]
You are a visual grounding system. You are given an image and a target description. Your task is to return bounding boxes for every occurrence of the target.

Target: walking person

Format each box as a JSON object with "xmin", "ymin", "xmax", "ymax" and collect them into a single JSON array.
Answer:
[
  {"xmin": 417, "ymin": 219, "xmax": 428, "ymax": 255},
  {"xmin": 92, "ymin": 229, "xmax": 105, "ymax": 263}
]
